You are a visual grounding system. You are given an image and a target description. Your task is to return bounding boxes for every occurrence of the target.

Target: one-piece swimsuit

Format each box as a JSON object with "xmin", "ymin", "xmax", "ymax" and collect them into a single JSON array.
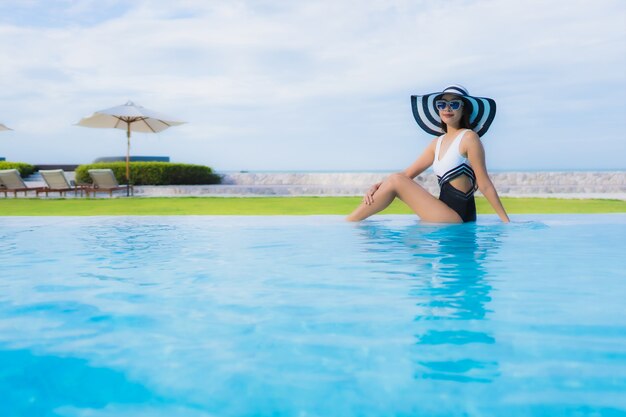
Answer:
[{"xmin": 432, "ymin": 129, "xmax": 477, "ymax": 222}]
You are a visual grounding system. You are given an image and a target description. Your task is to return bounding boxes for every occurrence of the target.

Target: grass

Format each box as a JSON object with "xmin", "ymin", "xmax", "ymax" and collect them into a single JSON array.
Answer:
[{"xmin": 0, "ymin": 196, "xmax": 624, "ymax": 216}]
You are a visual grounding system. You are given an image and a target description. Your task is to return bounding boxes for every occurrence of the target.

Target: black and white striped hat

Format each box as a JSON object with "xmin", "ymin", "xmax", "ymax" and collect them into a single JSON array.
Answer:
[{"xmin": 410, "ymin": 85, "xmax": 496, "ymax": 137}]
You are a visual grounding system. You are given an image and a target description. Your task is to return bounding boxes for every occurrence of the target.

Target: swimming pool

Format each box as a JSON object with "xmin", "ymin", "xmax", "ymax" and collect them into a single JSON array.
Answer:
[{"xmin": 1, "ymin": 214, "xmax": 625, "ymax": 417}]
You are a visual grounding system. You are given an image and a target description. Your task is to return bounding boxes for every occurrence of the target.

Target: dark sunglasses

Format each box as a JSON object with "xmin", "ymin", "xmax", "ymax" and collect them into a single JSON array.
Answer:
[{"xmin": 435, "ymin": 99, "xmax": 464, "ymax": 111}]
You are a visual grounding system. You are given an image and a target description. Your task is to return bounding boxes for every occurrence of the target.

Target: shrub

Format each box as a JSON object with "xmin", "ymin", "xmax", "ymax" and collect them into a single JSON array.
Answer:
[
  {"xmin": 0, "ymin": 162, "xmax": 36, "ymax": 176},
  {"xmin": 74, "ymin": 162, "xmax": 222, "ymax": 185}
]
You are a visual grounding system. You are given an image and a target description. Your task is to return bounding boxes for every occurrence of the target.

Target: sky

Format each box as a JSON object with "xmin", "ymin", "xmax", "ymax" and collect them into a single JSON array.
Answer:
[{"xmin": 0, "ymin": 0, "xmax": 625, "ymax": 172}]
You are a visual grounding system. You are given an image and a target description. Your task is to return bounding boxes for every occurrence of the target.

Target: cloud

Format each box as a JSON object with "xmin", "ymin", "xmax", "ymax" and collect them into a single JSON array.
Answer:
[{"xmin": 0, "ymin": 0, "xmax": 624, "ymax": 170}]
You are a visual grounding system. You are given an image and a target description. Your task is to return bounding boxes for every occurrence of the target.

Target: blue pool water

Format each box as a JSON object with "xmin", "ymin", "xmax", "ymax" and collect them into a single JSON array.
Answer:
[{"xmin": 0, "ymin": 214, "xmax": 625, "ymax": 417}]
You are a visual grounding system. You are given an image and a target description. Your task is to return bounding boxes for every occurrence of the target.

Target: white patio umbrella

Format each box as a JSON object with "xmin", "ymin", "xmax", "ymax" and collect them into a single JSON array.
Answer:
[
  {"xmin": 76, "ymin": 101, "xmax": 185, "ymax": 195},
  {"xmin": 1, "ymin": 124, "xmax": 12, "ymax": 161}
]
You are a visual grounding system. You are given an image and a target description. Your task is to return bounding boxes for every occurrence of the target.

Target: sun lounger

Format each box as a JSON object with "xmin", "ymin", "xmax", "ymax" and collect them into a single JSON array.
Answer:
[
  {"xmin": 0, "ymin": 169, "xmax": 45, "ymax": 197},
  {"xmin": 86, "ymin": 169, "xmax": 133, "ymax": 197},
  {"xmin": 36, "ymin": 169, "xmax": 84, "ymax": 197}
]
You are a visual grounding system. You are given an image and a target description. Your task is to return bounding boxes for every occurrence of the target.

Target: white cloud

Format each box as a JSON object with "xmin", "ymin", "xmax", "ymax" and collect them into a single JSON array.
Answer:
[{"xmin": 0, "ymin": 0, "xmax": 624, "ymax": 170}]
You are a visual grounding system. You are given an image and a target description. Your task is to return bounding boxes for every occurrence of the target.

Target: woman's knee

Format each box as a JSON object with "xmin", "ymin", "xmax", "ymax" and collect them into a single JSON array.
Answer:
[
  {"xmin": 387, "ymin": 173, "xmax": 420, "ymax": 190},
  {"xmin": 387, "ymin": 174, "xmax": 430, "ymax": 201},
  {"xmin": 385, "ymin": 173, "xmax": 407, "ymax": 189}
]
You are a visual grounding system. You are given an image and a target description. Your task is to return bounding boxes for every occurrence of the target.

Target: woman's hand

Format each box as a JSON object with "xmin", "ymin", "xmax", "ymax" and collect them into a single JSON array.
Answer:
[{"xmin": 363, "ymin": 182, "xmax": 382, "ymax": 205}]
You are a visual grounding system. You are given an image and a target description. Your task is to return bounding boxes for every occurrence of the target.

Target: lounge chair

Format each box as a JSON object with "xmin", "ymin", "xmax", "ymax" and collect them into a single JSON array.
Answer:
[
  {"xmin": 86, "ymin": 169, "xmax": 133, "ymax": 197},
  {"xmin": 37, "ymin": 169, "xmax": 84, "ymax": 197},
  {"xmin": 0, "ymin": 169, "xmax": 45, "ymax": 197}
]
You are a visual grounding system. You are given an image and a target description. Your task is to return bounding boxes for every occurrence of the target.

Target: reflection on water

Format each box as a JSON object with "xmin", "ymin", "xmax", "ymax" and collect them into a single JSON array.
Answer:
[{"xmin": 356, "ymin": 221, "xmax": 506, "ymax": 384}]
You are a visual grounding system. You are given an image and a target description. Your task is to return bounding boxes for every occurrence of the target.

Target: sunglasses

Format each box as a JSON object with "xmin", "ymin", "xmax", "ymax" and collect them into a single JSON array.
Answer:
[{"xmin": 435, "ymin": 99, "xmax": 464, "ymax": 111}]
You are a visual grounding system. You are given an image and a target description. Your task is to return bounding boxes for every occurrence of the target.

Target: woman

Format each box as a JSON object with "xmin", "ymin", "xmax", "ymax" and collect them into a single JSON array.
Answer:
[{"xmin": 346, "ymin": 85, "xmax": 510, "ymax": 223}]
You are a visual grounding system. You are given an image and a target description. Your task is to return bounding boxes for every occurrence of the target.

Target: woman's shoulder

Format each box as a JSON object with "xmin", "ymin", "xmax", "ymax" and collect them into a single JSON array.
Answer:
[
  {"xmin": 460, "ymin": 130, "xmax": 482, "ymax": 153},
  {"xmin": 462, "ymin": 129, "xmax": 479, "ymax": 140},
  {"xmin": 430, "ymin": 135, "xmax": 441, "ymax": 143},
  {"xmin": 461, "ymin": 130, "xmax": 481, "ymax": 145},
  {"xmin": 427, "ymin": 136, "xmax": 440, "ymax": 149}
]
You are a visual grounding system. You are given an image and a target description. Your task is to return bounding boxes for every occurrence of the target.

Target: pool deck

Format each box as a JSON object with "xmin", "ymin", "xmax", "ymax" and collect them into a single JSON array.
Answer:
[{"xmin": 11, "ymin": 171, "xmax": 626, "ymax": 200}]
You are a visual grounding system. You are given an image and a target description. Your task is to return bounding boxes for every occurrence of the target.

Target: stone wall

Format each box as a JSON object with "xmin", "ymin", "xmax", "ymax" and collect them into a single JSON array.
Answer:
[
  {"xmin": 132, "ymin": 171, "xmax": 626, "ymax": 198},
  {"xmin": 219, "ymin": 171, "xmax": 625, "ymax": 194}
]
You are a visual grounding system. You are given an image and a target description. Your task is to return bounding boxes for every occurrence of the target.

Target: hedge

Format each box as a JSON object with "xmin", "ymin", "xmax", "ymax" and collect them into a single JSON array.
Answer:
[
  {"xmin": 0, "ymin": 162, "xmax": 36, "ymax": 176},
  {"xmin": 75, "ymin": 162, "xmax": 222, "ymax": 185}
]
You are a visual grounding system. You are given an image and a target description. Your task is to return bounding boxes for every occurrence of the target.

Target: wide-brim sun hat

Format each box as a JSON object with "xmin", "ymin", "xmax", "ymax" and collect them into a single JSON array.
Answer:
[{"xmin": 411, "ymin": 84, "xmax": 496, "ymax": 137}]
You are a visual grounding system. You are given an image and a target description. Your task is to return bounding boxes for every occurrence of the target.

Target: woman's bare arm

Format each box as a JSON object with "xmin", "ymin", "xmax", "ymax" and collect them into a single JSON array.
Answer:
[
  {"xmin": 362, "ymin": 139, "xmax": 437, "ymax": 205},
  {"xmin": 464, "ymin": 133, "xmax": 510, "ymax": 223},
  {"xmin": 403, "ymin": 138, "xmax": 437, "ymax": 179}
]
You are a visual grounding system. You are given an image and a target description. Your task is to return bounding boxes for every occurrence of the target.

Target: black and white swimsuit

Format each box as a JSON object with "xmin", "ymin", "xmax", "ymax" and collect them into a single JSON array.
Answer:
[{"xmin": 432, "ymin": 129, "xmax": 477, "ymax": 222}]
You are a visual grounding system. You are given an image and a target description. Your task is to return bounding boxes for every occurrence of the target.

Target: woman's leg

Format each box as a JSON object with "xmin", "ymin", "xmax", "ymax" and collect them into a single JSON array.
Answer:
[
  {"xmin": 346, "ymin": 176, "xmax": 398, "ymax": 221},
  {"xmin": 346, "ymin": 174, "xmax": 462, "ymax": 223}
]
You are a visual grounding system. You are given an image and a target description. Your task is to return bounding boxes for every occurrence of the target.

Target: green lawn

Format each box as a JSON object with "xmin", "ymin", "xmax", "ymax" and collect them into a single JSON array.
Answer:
[{"xmin": 0, "ymin": 196, "xmax": 624, "ymax": 216}]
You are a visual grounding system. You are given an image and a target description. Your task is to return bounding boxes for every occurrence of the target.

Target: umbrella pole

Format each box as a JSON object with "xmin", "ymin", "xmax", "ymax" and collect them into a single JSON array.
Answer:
[{"xmin": 126, "ymin": 124, "xmax": 131, "ymax": 196}]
